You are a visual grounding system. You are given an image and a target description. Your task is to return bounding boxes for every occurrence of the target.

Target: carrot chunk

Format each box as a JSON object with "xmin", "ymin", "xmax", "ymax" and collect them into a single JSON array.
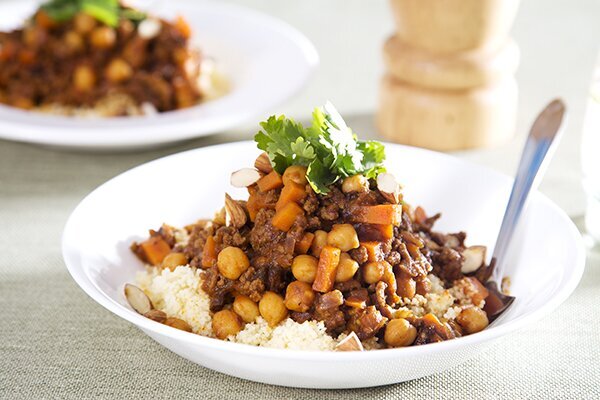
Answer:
[
  {"xmin": 353, "ymin": 205, "xmax": 403, "ymax": 225},
  {"xmin": 140, "ymin": 236, "xmax": 171, "ymax": 266},
  {"xmin": 276, "ymin": 181, "xmax": 306, "ymax": 210},
  {"xmin": 272, "ymin": 202, "xmax": 303, "ymax": 232},
  {"xmin": 355, "ymin": 224, "xmax": 394, "ymax": 241},
  {"xmin": 361, "ymin": 241, "xmax": 384, "ymax": 262},
  {"xmin": 312, "ymin": 245, "xmax": 341, "ymax": 293},
  {"xmin": 201, "ymin": 236, "xmax": 217, "ymax": 268},
  {"xmin": 462, "ymin": 276, "xmax": 490, "ymax": 305},
  {"xmin": 257, "ymin": 170, "xmax": 283, "ymax": 193},
  {"xmin": 295, "ymin": 232, "xmax": 315, "ymax": 254}
]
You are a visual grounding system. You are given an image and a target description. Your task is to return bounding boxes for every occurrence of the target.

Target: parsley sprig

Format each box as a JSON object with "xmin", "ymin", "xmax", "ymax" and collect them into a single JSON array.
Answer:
[
  {"xmin": 41, "ymin": 0, "xmax": 146, "ymax": 27},
  {"xmin": 255, "ymin": 102, "xmax": 386, "ymax": 194}
]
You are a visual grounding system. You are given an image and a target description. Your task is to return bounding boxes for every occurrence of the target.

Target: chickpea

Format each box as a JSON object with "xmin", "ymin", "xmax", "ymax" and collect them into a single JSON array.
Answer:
[
  {"xmin": 212, "ymin": 309, "xmax": 243, "ymax": 339},
  {"xmin": 63, "ymin": 31, "xmax": 84, "ymax": 52},
  {"xmin": 162, "ymin": 252, "xmax": 188, "ymax": 270},
  {"xmin": 396, "ymin": 272, "xmax": 416, "ymax": 299},
  {"xmin": 73, "ymin": 65, "xmax": 95, "ymax": 92},
  {"xmin": 164, "ymin": 317, "xmax": 193, "ymax": 333},
  {"xmin": 284, "ymin": 281, "xmax": 315, "ymax": 312},
  {"xmin": 363, "ymin": 261, "xmax": 385, "ymax": 284},
  {"xmin": 217, "ymin": 246, "xmax": 250, "ymax": 280},
  {"xmin": 259, "ymin": 291, "xmax": 288, "ymax": 327},
  {"xmin": 73, "ymin": 12, "xmax": 96, "ymax": 34},
  {"xmin": 90, "ymin": 26, "xmax": 116, "ymax": 49},
  {"xmin": 291, "ymin": 255, "xmax": 318, "ymax": 283},
  {"xmin": 282, "ymin": 165, "xmax": 308, "ymax": 186},
  {"xmin": 384, "ymin": 318, "xmax": 417, "ymax": 347},
  {"xmin": 233, "ymin": 295, "xmax": 260, "ymax": 323},
  {"xmin": 335, "ymin": 253, "xmax": 359, "ymax": 282},
  {"xmin": 341, "ymin": 174, "xmax": 369, "ymax": 193},
  {"xmin": 105, "ymin": 58, "xmax": 133, "ymax": 83},
  {"xmin": 456, "ymin": 307, "xmax": 489, "ymax": 334},
  {"xmin": 310, "ymin": 230, "xmax": 328, "ymax": 257},
  {"xmin": 327, "ymin": 224, "xmax": 359, "ymax": 252}
]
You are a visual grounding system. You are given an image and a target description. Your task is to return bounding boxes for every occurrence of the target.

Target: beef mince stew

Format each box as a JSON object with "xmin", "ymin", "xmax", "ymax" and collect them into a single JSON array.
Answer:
[
  {"xmin": 0, "ymin": 0, "xmax": 206, "ymax": 115},
  {"xmin": 126, "ymin": 103, "xmax": 496, "ymax": 351}
]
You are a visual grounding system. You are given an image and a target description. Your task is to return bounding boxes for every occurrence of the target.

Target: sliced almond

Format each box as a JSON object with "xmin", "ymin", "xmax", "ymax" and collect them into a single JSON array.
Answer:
[
  {"xmin": 461, "ymin": 246, "xmax": 487, "ymax": 274},
  {"xmin": 230, "ymin": 168, "xmax": 261, "ymax": 188},
  {"xmin": 224, "ymin": 193, "xmax": 247, "ymax": 228},
  {"xmin": 254, "ymin": 152, "xmax": 273, "ymax": 174},
  {"xmin": 376, "ymin": 173, "xmax": 400, "ymax": 204},
  {"xmin": 143, "ymin": 309, "xmax": 167, "ymax": 323},
  {"xmin": 213, "ymin": 207, "xmax": 226, "ymax": 225},
  {"xmin": 335, "ymin": 331, "xmax": 364, "ymax": 351},
  {"xmin": 137, "ymin": 18, "xmax": 161, "ymax": 39},
  {"xmin": 124, "ymin": 284, "xmax": 153, "ymax": 315},
  {"xmin": 164, "ymin": 317, "xmax": 193, "ymax": 332}
]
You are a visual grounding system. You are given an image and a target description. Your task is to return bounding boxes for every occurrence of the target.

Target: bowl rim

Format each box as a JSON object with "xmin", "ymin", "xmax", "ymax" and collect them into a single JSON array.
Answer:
[{"xmin": 61, "ymin": 141, "xmax": 586, "ymax": 361}]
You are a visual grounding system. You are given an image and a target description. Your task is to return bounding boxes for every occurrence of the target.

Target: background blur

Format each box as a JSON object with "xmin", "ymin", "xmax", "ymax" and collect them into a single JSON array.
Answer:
[{"xmin": 217, "ymin": 0, "xmax": 600, "ymax": 218}]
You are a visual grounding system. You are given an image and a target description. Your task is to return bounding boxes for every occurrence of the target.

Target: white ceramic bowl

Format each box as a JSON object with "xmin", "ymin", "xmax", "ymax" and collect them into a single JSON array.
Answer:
[
  {"xmin": 62, "ymin": 142, "xmax": 585, "ymax": 388},
  {"xmin": 0, "ymin": 1, "xmax": 318, "ymax": 150}
]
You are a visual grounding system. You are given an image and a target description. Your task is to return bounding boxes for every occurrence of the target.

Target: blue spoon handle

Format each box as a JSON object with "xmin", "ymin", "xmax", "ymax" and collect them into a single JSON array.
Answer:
[{"xmin": 491, "ymin": 99, "xmax": 566, "ymax": 282}]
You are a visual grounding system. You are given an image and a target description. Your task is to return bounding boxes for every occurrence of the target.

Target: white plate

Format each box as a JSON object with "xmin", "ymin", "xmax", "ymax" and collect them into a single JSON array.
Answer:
[
  {"xmin": 0, "ymin": 1, "xmax": 318, "ymax": 150},
  {"xmin": 62, "ymin": 142, "xmax": 585, "ymax": 388}
]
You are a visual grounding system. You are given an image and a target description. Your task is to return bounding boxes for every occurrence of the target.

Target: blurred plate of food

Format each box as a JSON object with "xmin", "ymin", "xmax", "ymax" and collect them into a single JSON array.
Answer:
[{"xmin": 0, "ymin": 0, "xmax": 318, "ymax": 150}]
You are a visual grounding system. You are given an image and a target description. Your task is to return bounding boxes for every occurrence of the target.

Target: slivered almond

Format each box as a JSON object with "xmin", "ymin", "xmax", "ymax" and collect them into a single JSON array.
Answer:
[
  {"xmin": 224, "ymin": 193, "xmax": 247, "ymax": 228},
  {"xmin": 231, "ymin": 168, "xmax": 261, "ymax": 188},
  {"xmin": 335, "ymin": 332, "xmax": 364, "ymax": 351},
  {"xmin": 461, "ymin": 246, "xmax": 486, "ymax": 273},
  {"xmin": 376, "ymin": 173, "xmax": 400, "ymax": 204},
  {"xmin": 124, "ymin": 284, "xmax": 153, "ymax": 315},
  {"xmin": 144, "ymin": 309, "xmax": 167, "ymax": 323},
  {"xmin": 254, "ymin": 152, "xmax": 273, "ymax": 174},
  {"xmin": 138, "ymin": 18, "xmax": 161, "ymax": 39},
  {"xmin": 164, "ymin": 317, "xmax": 193, "ymax": 332}
]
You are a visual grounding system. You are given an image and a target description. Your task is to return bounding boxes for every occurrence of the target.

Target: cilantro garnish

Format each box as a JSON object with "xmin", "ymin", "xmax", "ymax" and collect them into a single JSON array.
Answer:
[
  {"xmin": 41, "ymin": 0, "xmax": 146, "ymax": 27},
  {"xmin": 255, "ymin": 102, "xmax": 386, "ymax": 194}
]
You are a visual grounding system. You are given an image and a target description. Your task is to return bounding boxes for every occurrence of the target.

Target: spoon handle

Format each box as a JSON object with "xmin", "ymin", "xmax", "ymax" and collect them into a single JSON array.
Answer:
[{"xmin": 491, "ymin": 99, "xmax": 566, "ymax": 281}]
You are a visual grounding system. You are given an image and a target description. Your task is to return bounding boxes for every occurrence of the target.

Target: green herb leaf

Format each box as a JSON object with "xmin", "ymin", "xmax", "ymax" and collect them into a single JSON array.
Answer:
[
  {"xmin": 40, "ymin": 0, "xmax": 146, "ymax": 26},
  {"xmin": 254, "ymin": 102, "xmax": 386, "ymax": 194}
]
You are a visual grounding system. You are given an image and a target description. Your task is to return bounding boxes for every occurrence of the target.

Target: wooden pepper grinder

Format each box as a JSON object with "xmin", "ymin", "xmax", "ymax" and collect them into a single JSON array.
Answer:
[{"xmin": 377, "ymin": 0, "xmax": 521, "ymax": 151}]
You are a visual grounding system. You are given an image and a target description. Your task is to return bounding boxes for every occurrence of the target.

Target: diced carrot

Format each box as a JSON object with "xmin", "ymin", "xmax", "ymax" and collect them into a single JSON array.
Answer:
[
  {"xmin": 312, "ymin": 246, "xmax": 341, "ymax": 293},
  {"xmin": 257, "ymin": 170, "xmax": 283, "ymax": 193},
  {"xmin": 295, "ymin": 232, "xmax": 315, "ymax": 254},
  {"xmin": 352, "ymin": 205, "xmax": 403, "ymax": 225},
  {"xmin": 361, "ymin": 241, "xmax": 384, "ymax": 262},
  {"xmin": 463, "ymin": 276, "xmax": 489, "ymax": 305},
  {"xmin": 272, "ymin": 202, "xmax": 303, "ymax": 232},
  {"xmin": 247, "ymin": 185, "xmax": 275, "ymax": 221},
  {"xmin": 35, "ymin": 10, "xmax": 56, "ymax": 29},
  {"xmin": 276, "ymin": 181, "xmax": 306, "ymax": 210},
  {"xmin": 355, "ymin": 224, "xmax": 394, "ymax": 242},
  {"xmin": 174, "ymin": 15, "xmax": 192, "ymax": 39},
  {"xmin": 201, "ymin": 236, "xmax": 217, "ymax": 268},
  {"xmin": 18, "ymin": 49, "xmax": 35, "ymax": 65},
  {"xmin": 140, "ymin": 236, "xmax": 171, "ymax": 266}
]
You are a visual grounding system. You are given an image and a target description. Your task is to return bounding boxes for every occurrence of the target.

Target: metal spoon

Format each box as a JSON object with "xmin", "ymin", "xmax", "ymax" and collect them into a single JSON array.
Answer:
[{"xmin": 483, "ymin": 99, "xmax": 567, "ymax": 321}]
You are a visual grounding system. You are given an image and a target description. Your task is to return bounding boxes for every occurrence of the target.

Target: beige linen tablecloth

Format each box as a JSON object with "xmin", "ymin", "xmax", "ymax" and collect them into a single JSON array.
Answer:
[{"xmin": 0, "ymin": 137, "xmax": 599, "ymax": 400}]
